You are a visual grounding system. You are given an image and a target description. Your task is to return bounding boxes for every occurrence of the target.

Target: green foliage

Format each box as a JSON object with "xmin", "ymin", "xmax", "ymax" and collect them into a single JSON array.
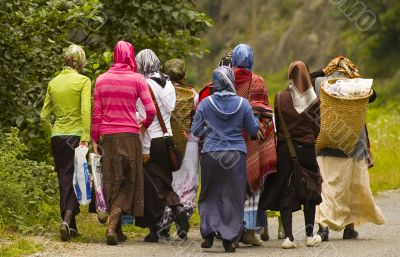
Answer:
[
  {"xmin": 0, "ymin": 0, "xmax": 103, "ymax": 161},
  {"xmin": 367, "ymin": 104, "xmax": 400, "ymax": 193},
  {"xmin": 0, "ymin": 128, "xmax": 58, "ymax": 233},
  {"xmin": 94, "ymin": 0, "xmax": 213, "ymax": 60},
  {"xmin": 340, "ymin": 0, "xmax": 400, "ymax": 78},
  {"xmin": 0, "ymin": 0, "xmax": 212, "ymax": 161},
  {"xmin": 0, "ymin": 239, "xmax": 43, "ymax": 257}
]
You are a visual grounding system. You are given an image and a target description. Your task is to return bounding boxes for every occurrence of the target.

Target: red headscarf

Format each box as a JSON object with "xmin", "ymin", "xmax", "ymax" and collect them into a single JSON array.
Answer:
[{"xmin": 113, "ymin": 41, "xmax": 137, "ymax": 72}]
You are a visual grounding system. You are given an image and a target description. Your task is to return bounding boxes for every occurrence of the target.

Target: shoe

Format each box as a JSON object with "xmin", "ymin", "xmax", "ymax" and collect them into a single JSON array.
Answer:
[
  {"xmin": 159, "ymin": 227, "xmax": 171, "ymax": 240},
  {"xmin": 59, "ymin": 222, "xmax": 71, "ymax": 242},
  {"xmin": 260, "ymin": 227, "xmax": 269, "ymax": 241},
  {"xmin": 201, "ymin": 234, "xmax": 214, "ymax": 248},
  {"xmin": 305, "ymin": 235, "xmax": 322, "ymax": 247},
  {"xmin": 106, "ymin": 230, "xmax": 118, "ymax": 245},
  {"xmin": 97, "ymin": 211, "xmax": 108, "ymax": 224},
  {"xmin": 317, "ymin": 226, "xmax": 329, "ymax": 242},
  {"xmin": 278, "ymin": 225, "xmax": 285, "ymax": 239},
  {"xmin": 106, "ymin": 208, "xmax": 122, "ymax": 245},
  {"xmin": 223, "ymin": 240, "xmax": 236, "ymax": 253},
  {"xmin": 115, "ymin": 219, "xmax": 127, "ymax": 242},
  {"xmin": 281, "ymin": 238, "xmax": 297, "ymax": 249},
  {"xmin": 69, "ymin": 228, "xmax": 80, "ymax": 238},
  {"xmin": 343, "ymin": 228, "xmax": 358, "ymax": 240},
  {"xmin": 173, "ymin": 206, "xmax": 189, "ymax": 240},
  {"xmin": 144, "ymin": 231, "xmax": 159, "ymax": 243},
  {"xmin": 242, "ymin": 229, "xmax": 263, "ymax": 246}
]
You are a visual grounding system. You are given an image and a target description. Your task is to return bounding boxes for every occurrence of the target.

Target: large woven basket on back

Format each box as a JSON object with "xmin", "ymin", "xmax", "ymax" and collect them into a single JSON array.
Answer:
[
  {"xmin": 170, "ymin": 86, "xmax": 195, "ymax": 158},
  {"xmin": 316, "ymin": 79, "xmax": 372, "ymax": 155}
]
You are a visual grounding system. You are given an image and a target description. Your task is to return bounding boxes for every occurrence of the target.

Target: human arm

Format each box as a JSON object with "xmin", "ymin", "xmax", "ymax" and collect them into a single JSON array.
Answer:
[
  {"xmin": 161, "ymin": 81, "xmax": 176, "ymax": 113},
  {"xmin": 91, "ymin": 82, "xmax": 102, "ymax": 145},
  {"xmin": 191, "ymin": 103, "xmax": 205, "ymax": 138},
  {"xmin": 243, "ymin": 99, "xmax": 260, "ymax": 137},
  {"xmin": 40, "ymin": 85, "xmax": 53, "ymax": 137},
  {"xmin": 369, "ymin": 89, "xmax": 377, "ymax": 103},
  {"xmin": 138, "ymin": 80, "xmax": 156, "ymax": 129},
  {"xmin": 80, "ymin": 78, "xmax": 91, "ymax": 144}
]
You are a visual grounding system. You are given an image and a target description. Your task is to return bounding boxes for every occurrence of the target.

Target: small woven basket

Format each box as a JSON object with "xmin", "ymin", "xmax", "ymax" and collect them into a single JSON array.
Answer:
[{"xmin": 316, "ymin": 79, "xmax": 372, "ymax": 155}]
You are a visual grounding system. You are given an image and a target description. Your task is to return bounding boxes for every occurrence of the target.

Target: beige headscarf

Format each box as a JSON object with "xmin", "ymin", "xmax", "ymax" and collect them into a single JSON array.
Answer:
[{"xmin": 288, "ymin": 61, "xmax": 317, "ymax": 114}]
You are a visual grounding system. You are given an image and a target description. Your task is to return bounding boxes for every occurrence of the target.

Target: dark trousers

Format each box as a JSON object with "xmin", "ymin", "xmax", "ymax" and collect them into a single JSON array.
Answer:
[{"xmin": 51, "ymin": 136, "xmax": 80, "ymax": 229}]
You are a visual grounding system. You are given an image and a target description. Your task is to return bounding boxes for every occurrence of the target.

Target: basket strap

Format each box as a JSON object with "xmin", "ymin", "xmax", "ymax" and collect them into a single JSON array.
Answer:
[{"xmin": 277, "ymin": 92, "xmax": 297, "ymax": 159}]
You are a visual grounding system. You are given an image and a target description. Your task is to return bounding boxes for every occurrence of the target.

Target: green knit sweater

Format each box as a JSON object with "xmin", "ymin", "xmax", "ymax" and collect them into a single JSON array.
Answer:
[{"xmin": 40, "ymin": 68, "xmax": 91, "ymax": 142}]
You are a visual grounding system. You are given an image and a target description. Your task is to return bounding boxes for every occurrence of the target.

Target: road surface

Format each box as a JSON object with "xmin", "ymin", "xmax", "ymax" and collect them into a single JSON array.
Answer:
[{"xmin": 32, "ymin": 190, "xmax": 400, "ymax": 257}]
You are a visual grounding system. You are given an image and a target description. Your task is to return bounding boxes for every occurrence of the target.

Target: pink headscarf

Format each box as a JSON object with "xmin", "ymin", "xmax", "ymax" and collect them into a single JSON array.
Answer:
[{"xmin": 113, "ymin": 41, "xmax": 137, "ymax": 72}]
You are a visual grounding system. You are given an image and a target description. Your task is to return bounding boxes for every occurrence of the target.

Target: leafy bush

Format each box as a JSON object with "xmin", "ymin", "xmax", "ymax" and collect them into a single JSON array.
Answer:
[
  {"xmin": 0, "ymin": 0, "xmax": 212, "ymax": 162},
  {"xmin": 0, "ymin": 128, "xmax": 58, "ymax": 233}
]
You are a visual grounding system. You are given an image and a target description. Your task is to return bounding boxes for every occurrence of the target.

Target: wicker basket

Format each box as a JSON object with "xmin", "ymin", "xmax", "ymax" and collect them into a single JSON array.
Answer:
[
  {"xmin": 170, "ymin": 86, "xmax": 196, "ymax": 158},
  {"xmin": 316, "ymin": 79, "xmax": 372, "ymax": 155}
]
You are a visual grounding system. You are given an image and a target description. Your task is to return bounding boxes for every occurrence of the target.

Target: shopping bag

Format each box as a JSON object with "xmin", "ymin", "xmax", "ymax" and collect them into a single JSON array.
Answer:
[
  {"xmin": 89, "ymin": 153, "xmax": 108, "ymax": 223},
  {"xmin": 73, "ymin": 146, "xmax": 91, "ymax": 205}
]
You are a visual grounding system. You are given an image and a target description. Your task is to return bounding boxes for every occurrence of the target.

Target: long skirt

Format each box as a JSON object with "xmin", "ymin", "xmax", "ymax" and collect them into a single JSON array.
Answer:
[
  {"xmin": 158, "ymin": 135, "xmax": 199, "ymax": 230},
  {"xmin": 316, "ymin": 156, "xmax": 385, "ymax": 231},
  {"xmin": 199, "ymin": 151, "xmax": 247, "ymax": 242},
  {"xmin": 135, "ymin": 137, "xmax": 181, "ymax": 228},
  {"xmin": 101, "ymin": 133, "xmax": 144, "ymax": 216},
  {"xmin": 244, "ymin": 191, "xmax": 266, "ymax": 230},
  {"xmin": 51, "ymin": 136, "xmax": 80, "ymax": 224},
  {"xmin": 259, "ymin": 141, "xmax": 322, "ymax": 212}
]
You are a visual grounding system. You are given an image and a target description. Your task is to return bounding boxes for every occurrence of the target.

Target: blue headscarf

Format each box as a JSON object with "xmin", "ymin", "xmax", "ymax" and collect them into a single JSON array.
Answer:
[
  {"xmin": 212, "ymin": 66, "xmax": 236, "ymax": 96},
  {"xmin": 232, "ymin": 44, "xmax": 254, "ymax": 71}
]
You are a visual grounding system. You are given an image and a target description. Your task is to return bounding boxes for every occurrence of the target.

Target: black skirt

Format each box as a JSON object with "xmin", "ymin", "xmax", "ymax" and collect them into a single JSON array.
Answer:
[
  {"xmin": 259, "ymin": 140, "xmax": 322, "ymax": 212},
  {"xmin": 135, "ymin": 137, "xmax": 180, "ymax": 228}
]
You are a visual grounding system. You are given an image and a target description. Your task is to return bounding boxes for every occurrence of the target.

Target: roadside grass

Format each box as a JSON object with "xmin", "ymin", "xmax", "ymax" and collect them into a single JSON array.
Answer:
[
  {"xmin": 0, "ymin": 235, "xmax": 43, "ymax": 257},
  {"xmin": 367, "ymin": 104, "xmax": 400, "ymax": 193}
]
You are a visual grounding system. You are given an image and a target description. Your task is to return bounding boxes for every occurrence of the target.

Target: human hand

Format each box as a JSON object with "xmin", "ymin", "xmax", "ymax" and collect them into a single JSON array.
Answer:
[
  {"xmin": 143, "ymin": 154, "xmax": 150, "ymax": 165},
  {"xmin": 92, "ymin": 142, "xmax": 99, "ymax": 154},
  {"xmin": 140, "ymin": 124, "xmax": 147, "ymax": 134},
  {"xmin": 80, "ymin": 141, "xmax": 89, "ymax": 147}
]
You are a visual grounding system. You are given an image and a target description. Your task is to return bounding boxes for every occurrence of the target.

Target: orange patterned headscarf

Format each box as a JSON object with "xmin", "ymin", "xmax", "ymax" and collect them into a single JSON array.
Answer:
[{"xmin": 323, "ymin": 56, "xmax": 360, "ymax": 78}]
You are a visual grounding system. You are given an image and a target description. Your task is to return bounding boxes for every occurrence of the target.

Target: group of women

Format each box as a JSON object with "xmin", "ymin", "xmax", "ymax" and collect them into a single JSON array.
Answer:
[{"xmin": 41, "ymin": 40, "xmax": 384, "ymax": 253}]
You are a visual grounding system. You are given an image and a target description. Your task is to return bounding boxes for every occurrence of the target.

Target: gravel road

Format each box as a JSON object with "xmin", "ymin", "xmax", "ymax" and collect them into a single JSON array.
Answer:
[{"xmin": 32, "ymin": 190, "xmax": 400, "ymax": 257}]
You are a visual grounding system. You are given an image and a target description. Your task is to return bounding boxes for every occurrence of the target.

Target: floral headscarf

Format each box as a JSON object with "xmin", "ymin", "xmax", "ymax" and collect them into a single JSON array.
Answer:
[
  {"xmin": 232, "ymin": 44, "xmax": 254, "ymax": 71},
  {"xmin": 64, "ymin": 44, "xmax": 87, "ymax": 72},
  {"xmin": 113, "ymin": 41, "xmax": 137, "ymax": 71},
  {"xmin": 212, "ymin": 66, "xmax": 236, "ymax": 96},
  {"xmin": 164, "ymin": 58, "xmax": 185, "ymax": 83},
  {"xmin": 219, "ymin": 50, "xmax": 233, "ymax": 67},
  {"xmin": 136, "ymin": 49, "xmax": 161, "ymax": 78}
]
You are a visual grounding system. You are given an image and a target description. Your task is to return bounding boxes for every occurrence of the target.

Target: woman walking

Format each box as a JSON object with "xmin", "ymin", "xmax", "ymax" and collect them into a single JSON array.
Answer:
[
  {"xmin": 135, "ymin": 50, "xmax": 189, "ymax": 242},
  {"xmin": 192, "ymin": 66, "xmax": 260, "ymax": 252},
  {"xmin": 231, "ymin": 43, "xmax": 272, "ymax": 246},
  {"xmin": 311, "ymin": 57, "xmax": 384, "ymax": 241},
  {"xmin": 41, "ymin": 44, "xmax": 91, "ymax": 241},
  {"xmin": 259, "ymin": 61, "xmax": 322, "ymax": 249},
  {"xmin": 91, "ymin": 41, "xmax": 156, "ymax": 245},
  {"xmin": 157, "ymin": 58, "xmax": 199, "ymax": 240}
]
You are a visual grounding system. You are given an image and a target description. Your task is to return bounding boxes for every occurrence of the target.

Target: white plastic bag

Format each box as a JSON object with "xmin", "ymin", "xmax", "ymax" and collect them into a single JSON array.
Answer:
[
  {"xmin": 73, "ymin": 146, "xmax": 91, "ymax": 205},
  {"xmin": 89, "ymin": 153, "xmax": 108, "ymax": 223}
]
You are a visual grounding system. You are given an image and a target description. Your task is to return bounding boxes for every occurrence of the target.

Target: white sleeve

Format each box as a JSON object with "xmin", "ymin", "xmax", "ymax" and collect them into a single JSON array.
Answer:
[{"xmin": 161, "ymin": 81, "xmax": 176, "ymax": 112}]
